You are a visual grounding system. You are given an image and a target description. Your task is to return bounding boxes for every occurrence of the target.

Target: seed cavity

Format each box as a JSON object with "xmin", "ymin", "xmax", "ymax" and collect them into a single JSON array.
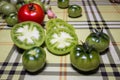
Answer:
[
  {"xmin": 16, "ymin": 25, "xmax": 40, "ymax": 44},
  {"xmin": 50, "ymin": 32, "xmax": 73, "ymax": 49}
]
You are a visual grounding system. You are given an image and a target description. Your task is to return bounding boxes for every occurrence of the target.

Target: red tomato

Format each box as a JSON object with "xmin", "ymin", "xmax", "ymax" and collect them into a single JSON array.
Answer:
[{"xmin": 18, "ymin": 3, "xmax": 45, "ymax": 24}]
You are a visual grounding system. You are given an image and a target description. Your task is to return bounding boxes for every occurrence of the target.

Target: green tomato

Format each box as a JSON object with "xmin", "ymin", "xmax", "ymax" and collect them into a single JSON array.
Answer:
[
  {"xmin": 57, "ymin": 0, "xmax": 69, "ymax": 9},
  {"xmin": 5, "ymin": 12, "xmax": 18, "ymax": 26},
  {"xmin": 1, "ymin": 3, "xmax": 17, "ymax": 15},
  {"xmin": 45, "ymin": 28, "xmax": 78, "ymax": 55},
  {"xmin": 10, "ymin": 0, "xmax": 18, "ymax": 4},
  {"xmin": 68, "ymin": 5, "xmax": 82, "ymax": 18},
  {"xmin": 11, "ymin": 21, "xmax": 45, "ymax": 50},
  {"xmin": 86, "ymin": 28, "xmax": 110, "ymax": 52},
  {"xmin": 45, "ymin": 18, "xmax": 78, "ymax": 55},
  {"xmin": 46, "ymin": 18, "xmax": 65, "ymax": 30},
  {"xmin": 16, "ymin": 1, "xmax": 25, "ymax": 11},
  {"xmin": 0, "ymin": 1, "xmax": 8, "ymax": 13},
  {"xmin": 46, "ymin": 18, "xmax": 75, "ymax": 33},
  {"xmin": 70, "ymin": 43, "xmax": 100, "ymax": 72},
  {"xmin": 22, "ymin": 47, "xmax": 46, "ymax": 72}
]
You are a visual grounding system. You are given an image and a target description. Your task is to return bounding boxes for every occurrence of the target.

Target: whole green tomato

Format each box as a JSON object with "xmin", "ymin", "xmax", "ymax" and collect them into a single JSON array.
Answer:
[
  {"xmin": 70, "ymin": 43, "xmax": 100, "ymax": 72},
  {"xmin": 10, "ymin": 0, "xmax": 18, "ymax": 4},
  {"xmin": 1, "ymin": 2, "xmax": 17, "ymax": 15},
  {"xmin": 68, "ymin": 4, "xmax": 82, "ymax": 18},
  {"xmin": 0, "ymin": 1, "xmax": 8, "ymax": 13},
  {"xmin": 22, "ymin": 47, "xmax": 46, "ymax": 72},
  {"xmin": 16, "ymin": 1, "xmax": 25, "ymax": 11},
  {"xmin": 57, "ymin": 0, "xmax": 69, "ymax": 9},
  {"xmin": 86, "ymin": 28, "xmax": 110, "ymax": 52},
  {"xmin": 5, "ymin": 12, "xmax": 18, "ymax": 26}
]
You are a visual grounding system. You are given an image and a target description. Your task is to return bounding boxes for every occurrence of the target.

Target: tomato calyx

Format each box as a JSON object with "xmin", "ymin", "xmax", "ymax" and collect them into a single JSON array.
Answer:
[
  {"xmin": 86, "ymin": 27, "xmax": 110, "ymax": 52},
  {"xmin": 92, "ymin": 28, "xmax": 106, "ymax": 38},
  {"xmin": 28, "ymin": 3, "xmax": 36, "ymax": 11},
  {"xmin": 82, "ymin": 42, "xmax": 95, "ymax": 54},
  {"xmin": 91, "ymin": 28, "xmax": 109, "ymax": 42},
  {"xmin": 94, "ymin": 28, "xmax": 103, "ymax": 36}
]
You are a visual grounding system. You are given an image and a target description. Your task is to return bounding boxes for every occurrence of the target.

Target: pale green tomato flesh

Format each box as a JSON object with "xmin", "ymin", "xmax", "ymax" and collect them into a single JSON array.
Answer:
[
  {"xmin": 11, "ymin": 21, "xmax": 45, "ymax": 50},
  {"xmin": 50, "ymin": 32, "xmax": 73, "ymax": 49},
  {"xmin": 16, "ymin": 25, "xmax": 39, "ymax": 44},
  {"xmin": 46, "ymin": 29, "xmax": 78, "ymax": 55}
]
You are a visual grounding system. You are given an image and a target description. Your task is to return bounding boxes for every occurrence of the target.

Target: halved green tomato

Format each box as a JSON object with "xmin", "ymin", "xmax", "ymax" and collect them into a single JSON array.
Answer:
[
  {"xmin": 47, "ymin": 21, "xmax": 75, "ymax": 33},
  {"xmin": 11, "ymin": 21, "xmax": 45, "ymax": 50},
  {"xmin": 45, "ymin": 29, "xmax": 78, "ymax": 55},
  {"xmin": 46, "ymin": 18, "xmax": 69, "ymax": 30},
  {"xmin": 46, "ymin": 18, "xmax": 75, "ymax": 33}
]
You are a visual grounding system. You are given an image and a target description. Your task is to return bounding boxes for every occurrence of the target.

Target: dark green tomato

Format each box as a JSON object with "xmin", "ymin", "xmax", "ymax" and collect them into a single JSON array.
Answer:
[
  {"xmin": 1, "ymin": 3, "xmax": 17, "ymax": 15},
  {"xmin": 57, "ymin": 0, "xmax": 69, "ymax": 9},
  {"xmin": 86, "ymin": 33, "xmax": 110, "ymax": 52},
  {"xmin": 22, "ymin": 47, "xmax": 46, "ymax": 72},
  {"xmin": 68, "ymin": 5, "xmax": 82, "ymax": 18},
  {"xmin": 5, "ymin": 12, "xmax": 18, "ymax": 26},
  {"xmin": 16, "ymin": 1, "xmax": 25, "ymax": 11},
  {"xmin": 70, "ymin": 44, "xmax": 100, "ymax": 72}
]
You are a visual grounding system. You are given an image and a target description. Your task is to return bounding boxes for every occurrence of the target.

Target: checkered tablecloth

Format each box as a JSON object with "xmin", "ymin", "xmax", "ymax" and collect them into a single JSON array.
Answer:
[{"xmin": 0, "ymin": 0, "xmax": 120, "ymax": 80}]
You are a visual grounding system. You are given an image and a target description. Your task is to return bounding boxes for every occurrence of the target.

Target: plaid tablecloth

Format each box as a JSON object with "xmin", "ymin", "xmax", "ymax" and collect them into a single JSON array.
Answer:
[{"xmin": 0, "ymin": 0, "xmax": 120, "ymax": 80}]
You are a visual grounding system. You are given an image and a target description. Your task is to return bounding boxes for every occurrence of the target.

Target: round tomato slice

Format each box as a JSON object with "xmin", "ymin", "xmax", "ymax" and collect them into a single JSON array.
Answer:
[
  {"xmin": 11, "ymin": 21, "xmax": 45, "ymax": 50},
  {"xmin": 45, "ymin": 29, "xmax": 78, "ymax": 55}
]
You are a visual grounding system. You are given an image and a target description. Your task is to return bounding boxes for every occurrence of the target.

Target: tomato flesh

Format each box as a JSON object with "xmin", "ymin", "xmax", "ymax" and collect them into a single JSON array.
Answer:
[{"xmin": 11, "ymin": 21, "xmax": 45, "ymax": 50}]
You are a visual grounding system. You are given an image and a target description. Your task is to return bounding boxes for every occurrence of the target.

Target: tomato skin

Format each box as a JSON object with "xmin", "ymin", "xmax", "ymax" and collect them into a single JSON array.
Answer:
[
  {"xmin": 86, "ymin": 32, "xmax": 110, "ymax": 52},
  {"xmin": 18, "ymin": 3, "xmax": 45, "ymax": 24},
  {"xmin": 5, "ymin": 12, "xmax": 18, "ymax": 26},
  {"xmin": 68, "ymin": 5, "xmax": 82, "ymax": 18},
  {"xmin": 0, "ymin": 1, "xmax": 8, "ymax": 13},
  {"xmin": 70, "ymin": 44, "xmax": 100, "ymax": 72},
  {"xmin": 1, "ymin": 3, "xmax": 17, "ymax": 16},
  {"xmin": 22, "ymin": 47, "xmax": 46, "ymax": 72}
]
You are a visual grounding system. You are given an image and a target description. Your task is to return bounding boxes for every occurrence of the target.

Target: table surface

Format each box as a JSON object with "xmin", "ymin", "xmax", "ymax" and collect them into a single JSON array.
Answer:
[{"xmin": 0, "ymin": 0, "xmax": 120, "ymax": 80}]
